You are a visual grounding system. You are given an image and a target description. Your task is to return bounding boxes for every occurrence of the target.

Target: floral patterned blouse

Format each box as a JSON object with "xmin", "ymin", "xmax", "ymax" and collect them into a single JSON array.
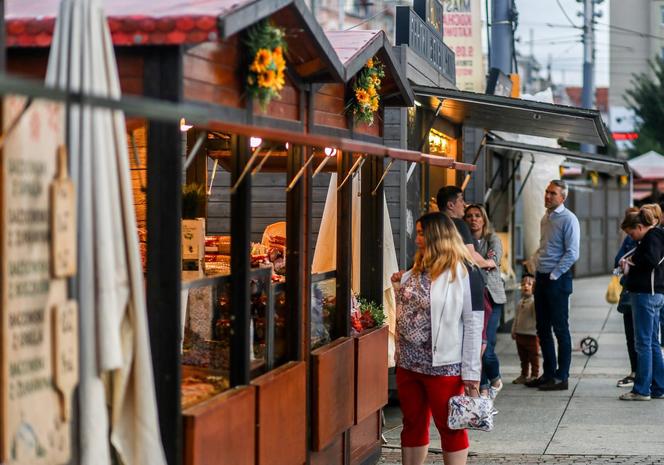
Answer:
[{"xmin": 395, "ymin": 271, "xmax": 461, "ymax": 376}]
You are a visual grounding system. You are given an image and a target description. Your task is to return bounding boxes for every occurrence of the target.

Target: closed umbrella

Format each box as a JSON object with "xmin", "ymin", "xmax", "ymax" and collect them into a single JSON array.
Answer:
[{"xmin": 45, "ymin": 0, "xmax": 166, "ymax": 463}]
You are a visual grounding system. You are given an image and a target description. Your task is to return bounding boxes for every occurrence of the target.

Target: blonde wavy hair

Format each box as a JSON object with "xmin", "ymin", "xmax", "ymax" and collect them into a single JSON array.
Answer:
[
  {"xmin": 621, "ymin": 203, "xmax": 662, "ymax": 230},
  {"xmin": 464, "ymin": 203, "xmax": 493, "ymax": 240},
  {"xmin": 412, "ymin": 212, "xmax": 476, "ymax": 281}
]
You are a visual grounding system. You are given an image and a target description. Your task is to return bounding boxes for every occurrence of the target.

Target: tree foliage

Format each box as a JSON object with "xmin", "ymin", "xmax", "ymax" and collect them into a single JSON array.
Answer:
[{"xmin": 625, "ymin": 57, "xmax": 664, "ymax": 156}]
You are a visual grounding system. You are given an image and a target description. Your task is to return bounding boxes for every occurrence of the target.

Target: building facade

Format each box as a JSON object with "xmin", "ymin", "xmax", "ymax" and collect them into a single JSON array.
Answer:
[{"xmin": 609, "ymin": 0, "xmax": 664, "ymax": 153}]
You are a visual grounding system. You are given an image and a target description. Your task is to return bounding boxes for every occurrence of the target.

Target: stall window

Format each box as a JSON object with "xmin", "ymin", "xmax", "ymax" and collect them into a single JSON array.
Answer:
[{"xmin": 180, "ymin": 134, "xmax": 293, "ymax": 406}]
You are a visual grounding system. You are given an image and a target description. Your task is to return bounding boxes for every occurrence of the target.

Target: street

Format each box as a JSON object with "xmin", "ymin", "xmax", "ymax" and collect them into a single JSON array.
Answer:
[{"xmin": 381, "ymin": 275, "xmax": 664, "ymax": 464}]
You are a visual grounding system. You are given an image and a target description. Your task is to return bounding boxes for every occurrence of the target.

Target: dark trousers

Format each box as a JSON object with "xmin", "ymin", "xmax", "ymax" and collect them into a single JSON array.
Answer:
[
  {"xmin": 535, "ymin": 271, "xmax": 573, "ymax": 382},
  {"xmin": 480, "ymin": 301, "xmax": 503, "ymax": 389},
  {"xmin": 515, "ymin": 334, "xmax": 540, "ymax": 378},
  {"xmin": 622, "ymin": 308, "xmax": 638, "ymax": 374}
]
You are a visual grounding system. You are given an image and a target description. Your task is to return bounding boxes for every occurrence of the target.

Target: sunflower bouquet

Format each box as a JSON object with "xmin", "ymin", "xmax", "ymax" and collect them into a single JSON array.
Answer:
[
  {"xmin": 245, "ymin": 21, "xmax": 288, "ymax": 110},
  {"xmin": 349, "ymin": 58, "xmax": 385, "ymax": 126}
]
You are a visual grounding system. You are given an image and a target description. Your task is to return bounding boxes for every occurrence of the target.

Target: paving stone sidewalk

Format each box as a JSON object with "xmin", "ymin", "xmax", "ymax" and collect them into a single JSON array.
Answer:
[
  {"xmin": 380, "ymin": 451, "xmax": 664, "ymax": 465},
  {"xmin": 380, "ymin": 276, "xmax": 664, "ymax": 464}
]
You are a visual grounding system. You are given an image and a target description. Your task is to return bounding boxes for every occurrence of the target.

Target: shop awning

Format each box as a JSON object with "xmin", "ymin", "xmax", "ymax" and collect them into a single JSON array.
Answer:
[
  {"xmin": 411, "ymin": 86, "xmax": 610, "ymax": 147},
  {"xmin": 485, "ymin": 139, "xmax": 629, "ymax": 176},
  {"xmin": 628, "ymin": 150, "xmax": 664, "ymax": 180}
]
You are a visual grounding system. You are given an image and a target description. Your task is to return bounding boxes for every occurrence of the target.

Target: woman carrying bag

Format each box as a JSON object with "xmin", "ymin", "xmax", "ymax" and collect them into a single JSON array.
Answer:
[
  {"xmin": 613, "ymin": 208, "xmax": 639, "ymax": 388},
  {"xmin": 619, "ymin": 205, "xmax": 664, "ymax": 401},
  {"xmin": 464, "ymin": 204, "xmax": 507, "ymax": 398},
  {"xmin": 392, "ymin": 212, "xmax": 483, "ymax": 465}
]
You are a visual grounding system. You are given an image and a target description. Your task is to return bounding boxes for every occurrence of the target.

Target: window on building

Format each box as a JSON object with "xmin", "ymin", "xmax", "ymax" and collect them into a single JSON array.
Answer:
[
  {"xmin": 346, "ymin": 0, "xmax": 371, "ymax": 18},
  {"xmin": 661, "ymin": 4, "xmax": 664, "ymax": 26}
]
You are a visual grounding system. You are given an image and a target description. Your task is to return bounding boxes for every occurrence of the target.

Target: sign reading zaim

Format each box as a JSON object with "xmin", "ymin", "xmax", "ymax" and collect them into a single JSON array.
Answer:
[{"xmin": 1, "ymin": 97, "xmax": 78, "ymax": 465}]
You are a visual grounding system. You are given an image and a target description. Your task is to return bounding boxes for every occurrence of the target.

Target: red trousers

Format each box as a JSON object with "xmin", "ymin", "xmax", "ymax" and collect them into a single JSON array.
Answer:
[
  {"xmin": 515, "ymin": 334, "xmax": 540, "ymax": 378},
  {"xmin": 396, "ymin": 367, "xmax": 469, "ymax": 451}
]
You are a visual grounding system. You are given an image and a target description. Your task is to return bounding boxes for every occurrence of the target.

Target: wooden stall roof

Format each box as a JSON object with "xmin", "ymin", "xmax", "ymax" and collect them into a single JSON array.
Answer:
[
  {"xmin": 325, "ymin": 30, "xmax": 414, "ymax": 106},
  {"xmin": 6, "ymin": 0, "xmax": 344, "ymax": 81}
]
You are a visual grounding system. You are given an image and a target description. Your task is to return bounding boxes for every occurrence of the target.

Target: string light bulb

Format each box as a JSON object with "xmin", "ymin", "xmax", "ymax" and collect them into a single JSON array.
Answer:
[
  {"xmin": 250, "ymin": 137, "xmax": 262, "ymax": 149},
  {"xmin": 180, "ymin": 118, "xmax": 192, "ymax": 132}
]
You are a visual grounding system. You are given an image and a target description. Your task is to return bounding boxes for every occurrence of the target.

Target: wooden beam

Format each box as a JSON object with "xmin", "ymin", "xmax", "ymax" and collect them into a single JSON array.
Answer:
[
  {"xmin": 145, "ymin": 45, "xmax": 183, "ymax": 465},
  {"xmin": 294, "ymin": 58, "xmax": 325, "ymax": 78},
  {"xmin": 335, "ymin": 151, "xmax": 352, "ymax": 339},
  {"xmin": 286, "ymin": 144, "xmax": 310, "ymax": 361},
  {"xmin": 360, "ymin": 156, "xmax": 384, "ymax": 303},
  {"xmin": 230, "ymin": 135, "xmax": 251, "ymax": 387}
]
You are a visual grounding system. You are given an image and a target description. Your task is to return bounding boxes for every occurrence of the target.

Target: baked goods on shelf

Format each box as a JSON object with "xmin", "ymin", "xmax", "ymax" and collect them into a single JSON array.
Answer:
[{"xmin": 181, "ymin": 374, "xmax": 229, "ymax": 409}]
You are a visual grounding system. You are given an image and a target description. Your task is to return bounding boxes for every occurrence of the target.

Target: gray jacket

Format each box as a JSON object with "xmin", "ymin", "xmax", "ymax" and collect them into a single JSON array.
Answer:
[{"xmin": 477, "ymin": 233, "xmax": 507, "ymax": 304}]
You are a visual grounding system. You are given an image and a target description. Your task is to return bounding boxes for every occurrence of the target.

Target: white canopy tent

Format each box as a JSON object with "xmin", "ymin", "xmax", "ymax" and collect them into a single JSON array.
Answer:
[
  {"xmin": 312, "ymin": 174, "xmax": 399, "ymax": 366},
  {"xmin": 45, "ymin": 0, "xmax": 166, "ymax": 463}
]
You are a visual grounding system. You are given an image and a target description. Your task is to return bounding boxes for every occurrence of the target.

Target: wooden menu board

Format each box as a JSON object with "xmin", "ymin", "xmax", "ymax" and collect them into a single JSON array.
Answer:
[{"xmin": 1, "ymin": 97, "xmax": 73, "ymax": 465}]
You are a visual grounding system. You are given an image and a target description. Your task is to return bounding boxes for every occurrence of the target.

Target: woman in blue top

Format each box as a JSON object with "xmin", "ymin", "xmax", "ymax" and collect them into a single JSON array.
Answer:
[{"xmin": 614, "ymin": 207, "xmax": 639, "ymax": 388}]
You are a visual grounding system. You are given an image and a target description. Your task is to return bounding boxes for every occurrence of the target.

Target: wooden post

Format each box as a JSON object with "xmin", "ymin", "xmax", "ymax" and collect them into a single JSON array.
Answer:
[
  {"xmin": 360, "ymin": 155, "xmax": 384, "ymax": 303},
  {"xmin": 145, "ymin": 46, "xmax": 183, "ymax": 465},
  {"xmin": 286, "ymin": 144, "xmax": 311, "ymax": 463},
  {"xmin": 0, "ymin": 0, "xmax": 5, "ymax": 73},
  {"xmin": 286, "ymin": 144, "xmax": 310, "ymax": 361},
  {"xmin": 230, "ymin": 134, "xmax": 251, "ymax": 387},
  {"xmin": 336, "ymin": 151, "xmax": 352, "ymax": 339}
]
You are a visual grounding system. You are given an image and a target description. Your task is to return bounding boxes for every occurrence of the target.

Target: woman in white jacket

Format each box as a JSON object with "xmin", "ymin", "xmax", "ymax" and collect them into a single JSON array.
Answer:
[{"xmin": 392, "ymin": 212, "xmax": 483, "ymax": 465}]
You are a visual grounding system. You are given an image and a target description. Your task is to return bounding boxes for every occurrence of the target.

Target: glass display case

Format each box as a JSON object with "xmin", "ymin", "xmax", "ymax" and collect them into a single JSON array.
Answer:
[
  {"xmin": 181, "ymin": 265, "xmax": 294, "ymax": 409},
  {"xmin": 311, "ymin": 271, "xmax": 337, "ymax": 349}
]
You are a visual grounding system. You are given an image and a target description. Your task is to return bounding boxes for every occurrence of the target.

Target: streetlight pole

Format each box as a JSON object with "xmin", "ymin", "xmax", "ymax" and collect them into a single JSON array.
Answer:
[
  {"xmin": 490, "ymin": 0, "xmax": 513, "ymax": 74},
  {"xmin": 581, "ymin": 0, "xmax": 601, "ymax": 153}
]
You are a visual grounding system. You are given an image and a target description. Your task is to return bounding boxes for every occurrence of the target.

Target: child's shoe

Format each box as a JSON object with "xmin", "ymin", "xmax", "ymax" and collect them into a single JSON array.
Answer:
[{"xmin": 512, "ymin": 375, "xmax": 528, "ymax": 384}]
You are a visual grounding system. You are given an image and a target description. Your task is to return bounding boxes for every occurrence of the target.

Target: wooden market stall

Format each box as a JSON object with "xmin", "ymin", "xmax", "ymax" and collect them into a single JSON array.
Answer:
[{"xmin": 4, "ymin": 2, "xmax": 477, "ymax": 465}]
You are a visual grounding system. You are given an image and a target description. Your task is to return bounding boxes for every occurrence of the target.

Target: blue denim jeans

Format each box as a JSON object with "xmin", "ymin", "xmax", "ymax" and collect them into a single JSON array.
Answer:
[
  {"xmin": 480, "ymin": 303, "xmax": 503, "ymax": 389},
  {"xmin": 631, "ymin": 293, "xmax": 664, "ymax": 397},
  {"xmin": 535, "ymin": 271, "xmax": 573, "ymax": 382}
]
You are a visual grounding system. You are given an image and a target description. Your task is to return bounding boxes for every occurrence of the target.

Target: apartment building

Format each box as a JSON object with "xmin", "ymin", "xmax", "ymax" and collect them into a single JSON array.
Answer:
[
  {"xmin": 609, "ymin": 0, "xmax": 664, "ymax": 152},
  {"xmin": 307, "ymin": 0, "xmax": 396, "ymax": 36}
]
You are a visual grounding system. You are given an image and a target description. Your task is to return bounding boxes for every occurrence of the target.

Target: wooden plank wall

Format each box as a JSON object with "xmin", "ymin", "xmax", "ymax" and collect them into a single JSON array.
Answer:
[
  {"xmin": 313, "ymin": 84, "xmax": 347, "ymax": 129},
  {"xmin": 205, "ymin": 164, "xmax": 331, "ymax": 245},
  {"xmin": 206, "ymin": 162, "xmax": 286, "ymax": 241},
  {"xmin": 183, "ymin": 40, "xmax": 243, "ymax": 108},
  {"xmin": 128, "ymin": 125, "xmax": 148, "ymax": 232},
  {"xmin": 7, "ymin": 48, "xmax": 144, "ymax": 96},
  {"xmin": 383, "ymin": 107, "xmax": 406, "ymax": 269},
  {"xmin": 254, "ymin": 76, "xmax": 300, "ymax": 121}
]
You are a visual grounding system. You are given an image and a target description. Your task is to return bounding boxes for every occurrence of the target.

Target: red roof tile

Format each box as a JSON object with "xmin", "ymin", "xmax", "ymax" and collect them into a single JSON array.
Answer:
[
  {"xmin": 6, "ymin": 0, "xmax": 253, "ymax": 47},
  {"xmin": 565, "ymin": 86, "xmax": 608, "ymax": 113}
]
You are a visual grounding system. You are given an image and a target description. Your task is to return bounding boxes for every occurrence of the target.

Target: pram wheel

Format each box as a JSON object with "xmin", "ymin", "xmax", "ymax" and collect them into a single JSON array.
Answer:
[{"xmin": 580, "ymin": 336, "xmax": 598, "ymax": 356}]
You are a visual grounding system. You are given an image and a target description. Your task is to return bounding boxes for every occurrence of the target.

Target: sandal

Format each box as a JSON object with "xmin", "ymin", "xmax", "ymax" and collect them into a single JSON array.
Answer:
[{"xmin": 616, "ymin": 376, "xmax": 635, "ymax": 388}]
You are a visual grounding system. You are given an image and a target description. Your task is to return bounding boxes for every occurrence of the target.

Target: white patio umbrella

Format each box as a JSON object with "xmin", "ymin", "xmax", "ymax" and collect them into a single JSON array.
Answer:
[{"xmin": 45, "ymin": 0, "xmax": 166, "ymax": 464}]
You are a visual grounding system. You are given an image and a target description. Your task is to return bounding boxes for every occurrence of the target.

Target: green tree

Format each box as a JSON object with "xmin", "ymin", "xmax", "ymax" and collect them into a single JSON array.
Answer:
[{"xmin": 625, "ymin": 57, "xmax": 664, "ymax": 157}]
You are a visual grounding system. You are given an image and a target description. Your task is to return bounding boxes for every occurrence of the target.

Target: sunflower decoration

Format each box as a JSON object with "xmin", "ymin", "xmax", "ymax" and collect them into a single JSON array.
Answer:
[
  {"xmin": 348, "ymin": 57, "xmax": 385, "ymax": 125},
  {"xmin": 246, "ymin": 21, "xmax": 288, "ymax": 110}
]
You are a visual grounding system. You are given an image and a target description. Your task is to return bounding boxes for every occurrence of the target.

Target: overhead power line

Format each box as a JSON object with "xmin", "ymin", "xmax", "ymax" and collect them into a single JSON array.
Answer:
[
  {"xmin": 555, "ymin": 0, "xmax": 580, "ymax": 28},
  {"xmin": 593, "ymin": 21, "xmax": 664, "ymax": 41},
  {"xmin": 520, "ymin": 34, "xmax": 582, "ymax": 44}
]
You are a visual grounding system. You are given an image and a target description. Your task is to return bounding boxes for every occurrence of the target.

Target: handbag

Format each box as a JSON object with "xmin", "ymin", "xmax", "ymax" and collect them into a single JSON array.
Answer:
[
  {"xmin": 605, "ymin": 275, "xmax": 622, "ymax": 304},
  {"xmin": 447, "ymin": 394, "xmax": 498, "ymax": 432}
]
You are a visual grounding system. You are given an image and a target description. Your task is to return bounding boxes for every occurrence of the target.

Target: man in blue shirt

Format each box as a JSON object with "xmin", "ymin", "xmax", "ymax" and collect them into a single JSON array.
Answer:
[{"xmin": 525, "ymin": 180, "xmax": 580, "ymax": 391}]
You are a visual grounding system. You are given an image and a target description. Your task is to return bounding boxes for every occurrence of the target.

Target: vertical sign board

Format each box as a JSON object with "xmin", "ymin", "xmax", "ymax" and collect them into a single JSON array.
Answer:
[
  {"xmin": 1, "ymin": 97, "xmax": 72, "ymax": 465},
  {"xmin": 413, "ymin": 0, "xmax": 445, "ymax": 38},
  {"xmin": 442, "ymin": 0, "xmax": 485, "ymax": 92}
]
